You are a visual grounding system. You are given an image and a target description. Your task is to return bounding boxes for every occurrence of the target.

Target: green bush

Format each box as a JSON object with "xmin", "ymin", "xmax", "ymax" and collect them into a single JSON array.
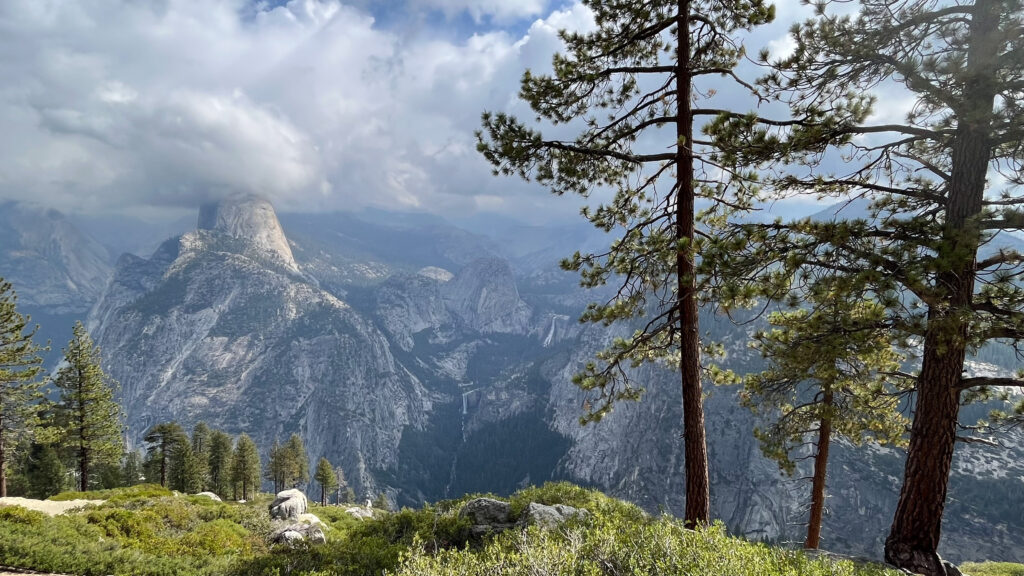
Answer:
[
  {"xmin": 961, "ymin": 562, "xmax": 1024, "ymax": 576},
  {"xmin": 49, "ymin": 483, "xmax": 173, "ymax": 502},
  {"xmin": 0, "ymin": 504, "xmax": 47, "ymax": 525},
  {"xmin": 0, "ymin": 496, "xmax": 261, "ymax": 575},
  {"xmin": 230, "ymin": 503, "xmax": 472, "ymax": 576},
  {"xmin": 179, "ymin": 518, "xmax": 252, "ymax": 555},
  {"xmin": 508, "ymin": 481, "xmax": 646, "ymax": 522},
  {"xmin": 395, "ymin": 520, "xmax": 899, "ymax": 576}
]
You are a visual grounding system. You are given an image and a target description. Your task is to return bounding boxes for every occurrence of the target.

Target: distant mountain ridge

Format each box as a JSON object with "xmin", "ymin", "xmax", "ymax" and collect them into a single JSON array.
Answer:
[{"xmin": 0, "ymin": 202, "xmax": 112, "ymax": 314}]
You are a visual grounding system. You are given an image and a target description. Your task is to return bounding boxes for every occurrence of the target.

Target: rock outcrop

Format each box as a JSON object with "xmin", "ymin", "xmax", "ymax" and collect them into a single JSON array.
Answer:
[
  {"xmin": 198, "ymin": 194, "xmax": 299, "ymax": 273},
  {"xmin": 459, "ymin": 498, "xmax": 515, "ymax": 538},
  {"xmin": 519, "ymin": 502, "xmax": 589, "ymax": 529},
  {"xmin": 443, "ymin": 258, "xmax": 532, "ymax": 334},
  {"xmin": 458, "ymin": 498, "xmax": 590, "ymax": 538},
  {"xmin": 269, "ymin": 490, "xmax": 308, "ymax": 521}
]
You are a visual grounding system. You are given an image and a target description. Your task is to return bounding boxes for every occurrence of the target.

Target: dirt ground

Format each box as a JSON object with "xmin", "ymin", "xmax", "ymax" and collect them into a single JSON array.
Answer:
[{"xmin": 0, "ymin": 496, "xmax": 104, "ymax": 516}]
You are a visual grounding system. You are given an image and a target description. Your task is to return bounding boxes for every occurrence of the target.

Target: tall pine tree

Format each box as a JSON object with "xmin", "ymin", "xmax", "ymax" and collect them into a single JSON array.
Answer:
[
  {"xmin": 190, "ymin": 422, "xmax": 211, "ymax": 491},
  {"xmin": 285, "ymin": 433, "xmax": 309, "ymax": 489},
  {"xmin": 743, "ymin": 289, "xmax": 908, "ymax": 549},
  {"xmin": 143, "ymin": 421, "xmax": 185, "ymax": 488},
  {"xmin": 707, "ymin": 0, "xmax": 1024, "ymax": 571},
  {"xmin": 52, "ymin": 322, "xmax": 123, "ymax": 492},
  {"xmin": 231, "ymin": 433, "xmax": 261, "ymax": 501},
  {"xmin": 477, "ymin": 0, "xmax": 775, "ymax": 525},
  {"xmin": 314, "ymin": 457, "xmax": 338, "ymax": 506},
  {"xmin": 0, "ymin": 278, "xmax": 46, "ymax": 497},
  {"xmin": 208, "ymin": 429, "xmax": 234, "ymax": 498}
]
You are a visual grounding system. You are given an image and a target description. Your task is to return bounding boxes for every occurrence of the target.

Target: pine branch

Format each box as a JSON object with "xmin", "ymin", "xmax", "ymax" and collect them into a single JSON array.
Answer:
[{"xmin": 540, "ymin": 140, "xmax": 677, "ymax": 164}]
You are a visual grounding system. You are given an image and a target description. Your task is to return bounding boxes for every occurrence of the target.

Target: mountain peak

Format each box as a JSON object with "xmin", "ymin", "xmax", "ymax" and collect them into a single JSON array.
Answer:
[{"xmin": 197, "ymin": 194, "xmax": 298, "ymax": 272}]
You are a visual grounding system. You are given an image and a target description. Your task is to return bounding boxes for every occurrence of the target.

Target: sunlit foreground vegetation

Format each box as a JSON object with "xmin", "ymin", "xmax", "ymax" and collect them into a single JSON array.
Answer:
[
  {"xmin": 0, "ymin": 482, "xmax": 918, "ymax": 576},
  {"xmin": 960, "ymin": 563, "xmax": 1024, "ymax": 576}
]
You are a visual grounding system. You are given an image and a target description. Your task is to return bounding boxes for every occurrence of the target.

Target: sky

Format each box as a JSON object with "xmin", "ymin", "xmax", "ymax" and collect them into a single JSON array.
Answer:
[{"xmin": 0, "ymin": 0, "xmax": 824, "ymax": 223}]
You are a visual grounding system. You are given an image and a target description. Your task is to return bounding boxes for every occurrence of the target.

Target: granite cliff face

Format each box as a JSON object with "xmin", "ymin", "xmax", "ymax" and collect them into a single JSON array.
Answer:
[
  {"xmin": 0, "ymin": 202, "xmax": 112, "ymax": 314},
  {"xmin": 197, "ymin": 194, "xmax": 299, "ymax": 273},
  {"xmin": 88, "ymin": 196, "xmax": 431, "ymax": 496},
  {"xmin": 68, "ymin": 197, "xmax": 1024, "ymax": 562}
]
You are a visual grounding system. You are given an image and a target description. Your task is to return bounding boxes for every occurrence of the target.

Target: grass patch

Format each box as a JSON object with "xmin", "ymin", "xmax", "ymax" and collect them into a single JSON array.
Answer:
[{"xmin": 961, "ymin": 563, "xmax": 1024, "ymax": 576}]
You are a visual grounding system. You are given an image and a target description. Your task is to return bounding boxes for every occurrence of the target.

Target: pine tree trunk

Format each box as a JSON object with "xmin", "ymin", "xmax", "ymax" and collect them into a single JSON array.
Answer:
[
  {"xmin": 0, "ymin": 429, "xmax": 7, "ymax": 498},
  {"xmin": 0, "ymin": 420, "xmax": 7, "ymax": 498},
  {"xmin": 805, "ymin": 391, "xmax": 832, "ymax": 550},
  {"xmin": 78, "ymin": 364, "xmax": 88, "ymax": 492},
  {"xmin": 884, "ymin": 2, "xmax": 997, "ymax": 573},
  {"xmin": 676, "ymin": 0, "xmax": 710, "ymax": 528},
  {"xmin": 80, "ymin": 450, "xmax": 89, "ymax": 492}
]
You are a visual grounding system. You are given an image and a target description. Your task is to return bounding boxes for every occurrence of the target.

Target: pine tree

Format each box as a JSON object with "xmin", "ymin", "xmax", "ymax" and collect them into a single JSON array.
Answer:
[
  {"xmin": 208, "ymin": 430, "xmax": 234, "ymax": 498},
  {"xmin": 285, "ymin": 433, "xmax": 309, "ymax": 489},
  {"xmin": 143, "ymin": 422, "xmax": 185, "ymax": 488},
  {"xmin": 743, "ymin": 291, "xmax": 908, "ymax": 549},
  {"xmin": 314, "ymin": 457, "xmax": 338, "ymax": 506},
  {"xmin": 0, "ymin": 278, "xmax": 47, "ymax": 497},
  {"xmin": 372, "ymin": 491, "xmax": 389, "ymax": 511},
  {"xmin": 190, "ymin": 422, "xmax": 211, "ymax": 491},
  {"xmin": 231, "ymin": 433, "xmax": 261, "ymax": 501},
  {"xmin": 477, "ymin": 0, "xmax": 776, "ymax": 525},
  {"xmin": 26, "ymin": 442, "xmax": 65, "ymax": 499},
  {"xmin": 122, "ymin": 450, "xmax": 144, "ymax": 487},
  {"xmin": 170, "ymin": 438, "xmax": 203, "ymax": 493},
  {"xmin": 52, "ymin": 322, "xmax": 124, "ymax": 492},
  {"xmin": 266, "ymin": 438, "xmax": 286, "ymax": 493},
  {"xmin": 97, "ymin": 461, "xmax": 122, "ymax": 489},
  {"xmin": 707, "ymin": 0, "xmax": 1024, "ymax": 571}
]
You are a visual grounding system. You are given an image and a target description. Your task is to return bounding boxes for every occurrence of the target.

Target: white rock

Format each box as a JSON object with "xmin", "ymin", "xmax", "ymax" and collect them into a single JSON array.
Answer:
[
  {"xmin": 269, "ymin": 489, "xmax": 308, "ymax": 520},
  {"xmin": 345, "ymin": 506, "xmax": 374, "ymax": 520}
]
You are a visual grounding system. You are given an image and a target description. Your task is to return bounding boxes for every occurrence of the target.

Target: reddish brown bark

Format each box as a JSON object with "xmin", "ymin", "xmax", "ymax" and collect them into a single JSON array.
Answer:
[
  {"xmin": 805, "ymin": 390, "xmax": 833, "ymax": 549},
  {"xmin": 677, "ymin": 0, "xmax": 710, "ymax": 527},
  {"xmin": 0, "ymin": 430, "xmax": 7, "ymax": 498},
  {"xmin": 884, "ymin": 2, "xmax": 998, "ymax": 573}
]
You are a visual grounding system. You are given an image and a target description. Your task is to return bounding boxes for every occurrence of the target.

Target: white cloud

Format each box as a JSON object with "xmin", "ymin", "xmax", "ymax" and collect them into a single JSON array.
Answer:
[
  {"xmin": 766, "ymin": 34, "xmax": 796, "ymax": 60},
  {"xmin": 0, "ymin": 0, "xmax": 598, "ymax": 220}
]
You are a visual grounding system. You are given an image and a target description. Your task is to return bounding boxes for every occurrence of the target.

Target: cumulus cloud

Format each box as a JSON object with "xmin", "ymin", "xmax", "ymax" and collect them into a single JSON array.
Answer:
[
  {"xmin": 0, "ymin": 0, "xmax": 808, "ymax": 221},
  {"xmin": 0, "ymin": 0, "xmax": 599, "ymax": 219}
]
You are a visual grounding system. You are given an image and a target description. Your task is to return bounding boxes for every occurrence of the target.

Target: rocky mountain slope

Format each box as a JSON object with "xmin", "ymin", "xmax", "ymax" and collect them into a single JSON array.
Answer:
[
  {"xmin": 89, "ymin": 195, "xmax": 432, "ymax": 493},
  {"xmin": 0, "ymin": 202, "xmax": 112, "ymax": 314},
  {"xmin": 10, "ymin": 194, "xmax": 1018, "ymax": 563}
]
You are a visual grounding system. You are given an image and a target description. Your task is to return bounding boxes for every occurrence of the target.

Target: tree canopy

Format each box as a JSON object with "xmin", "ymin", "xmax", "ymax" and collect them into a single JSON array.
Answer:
[
  {"xmin": 52, "ymin": 322, "xmax": 124, "ymax": 492},
  {"xmin": 0, "ymin": 278, "xmax": 46, "ymax": 497}
]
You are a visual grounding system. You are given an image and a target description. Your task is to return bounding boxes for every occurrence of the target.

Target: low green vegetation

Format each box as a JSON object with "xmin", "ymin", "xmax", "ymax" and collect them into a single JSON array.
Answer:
[
  {"xmin": 0, "ymin": 482, "xmax": 906, "ymax": 576},
  {"xmin": 48, "ymin": 483, "xmax": 172, "ymax": 502},
  {"xmin": 960, "ymin": 563, "xmax": 1024, "ymax": 576}
]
